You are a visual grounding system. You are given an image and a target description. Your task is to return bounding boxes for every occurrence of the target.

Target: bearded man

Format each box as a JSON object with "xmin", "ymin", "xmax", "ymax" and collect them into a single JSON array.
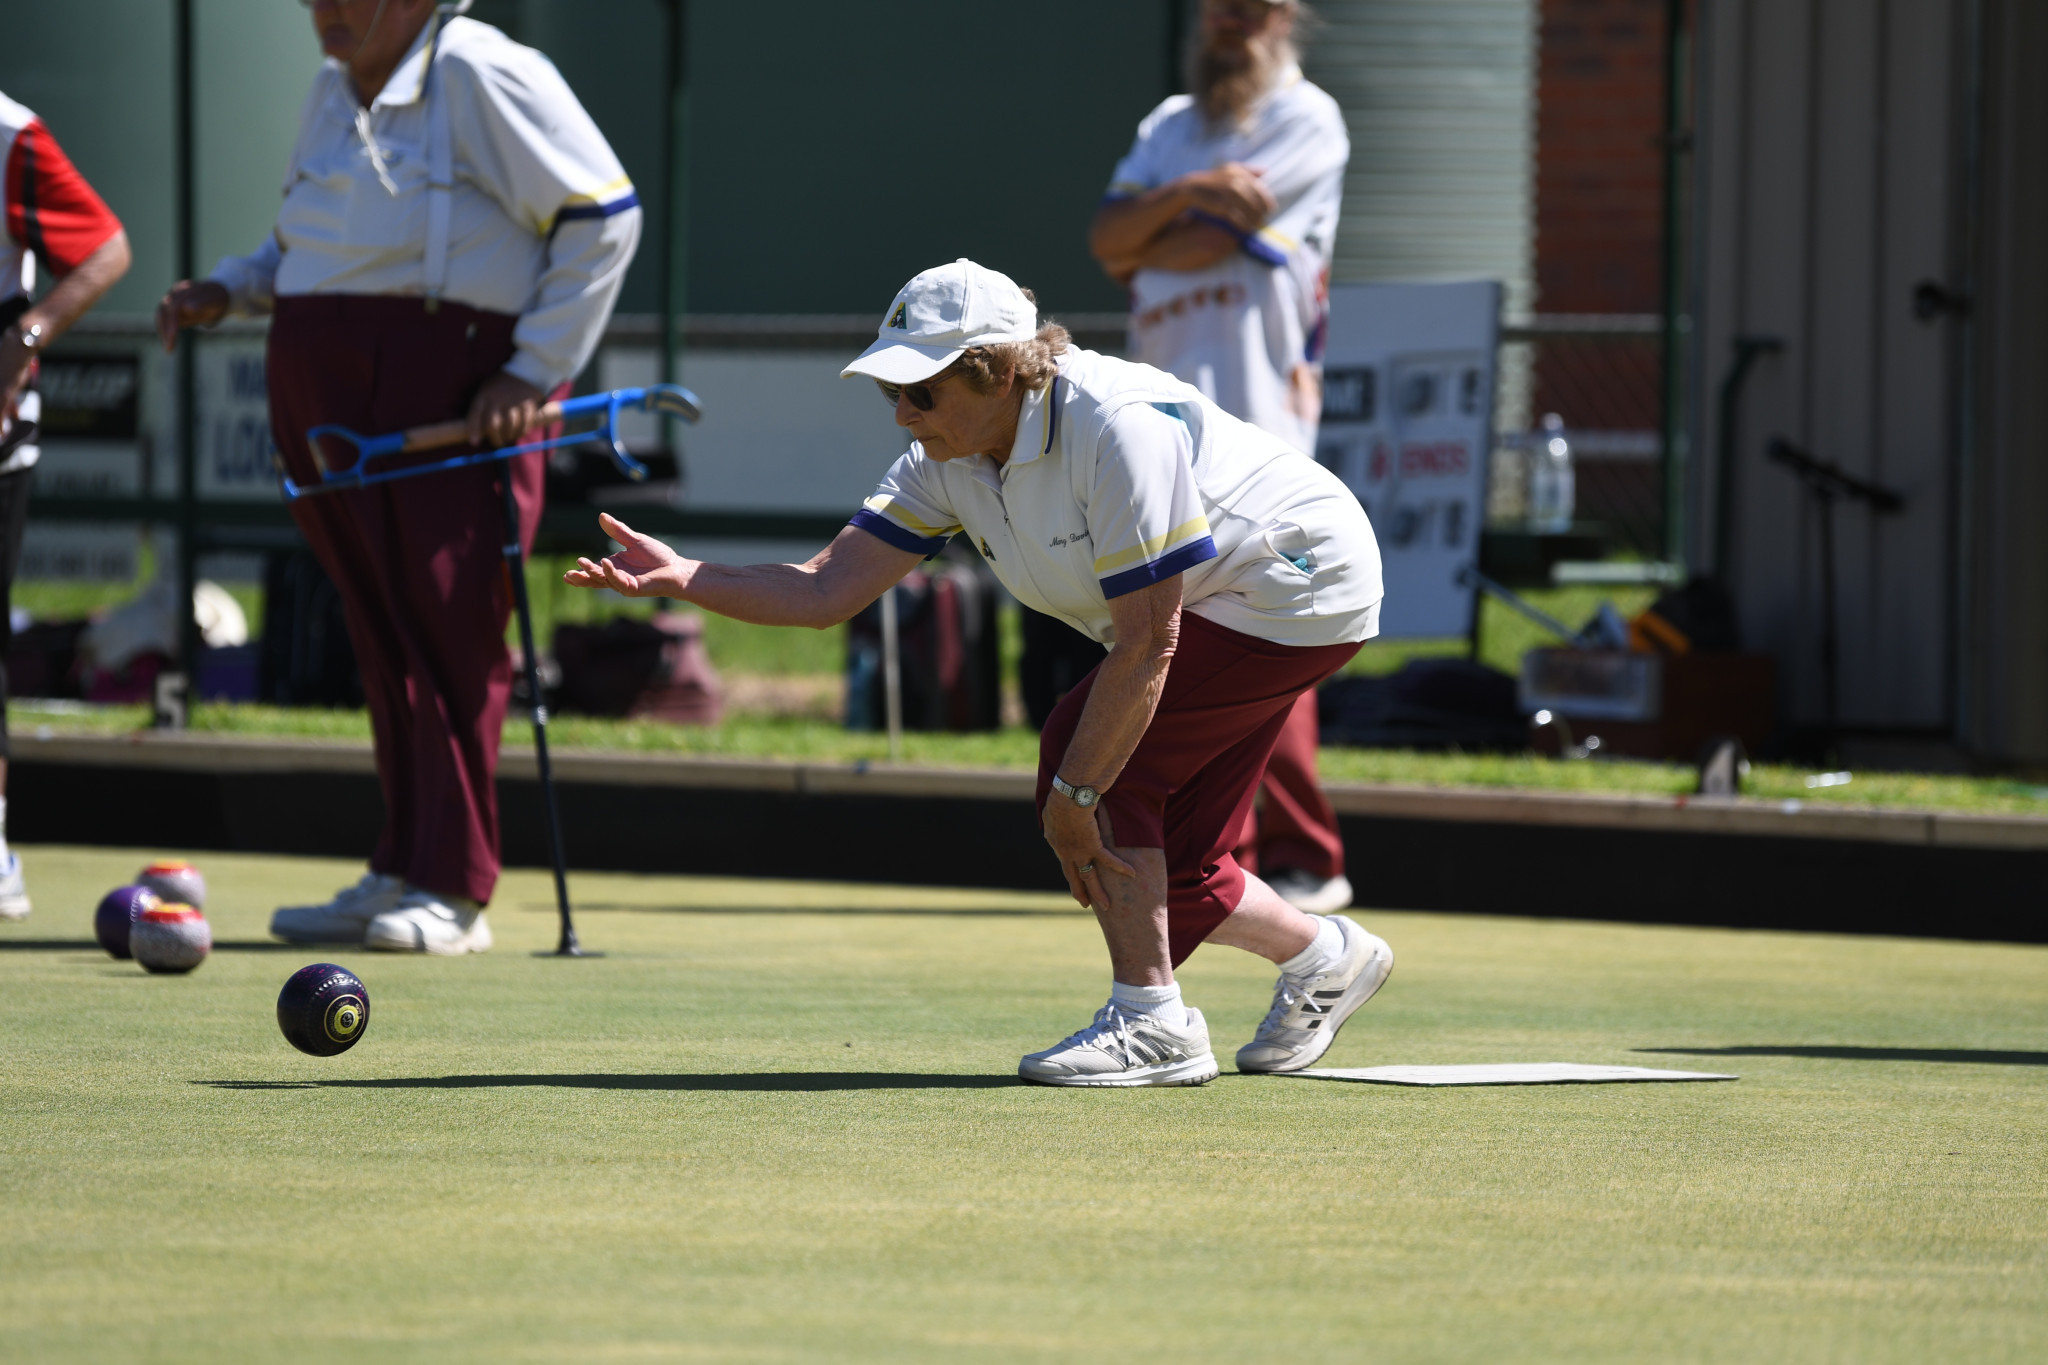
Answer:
[{"xmin": 1088, "ymin": 0, "xmax": 1355, "ymax": 913}]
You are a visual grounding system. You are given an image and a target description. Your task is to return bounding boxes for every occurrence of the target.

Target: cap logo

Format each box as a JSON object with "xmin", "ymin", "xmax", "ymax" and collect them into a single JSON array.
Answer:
[{"xmin": 886, "ymin": 302, "xmax": 908, "ymax": 330}]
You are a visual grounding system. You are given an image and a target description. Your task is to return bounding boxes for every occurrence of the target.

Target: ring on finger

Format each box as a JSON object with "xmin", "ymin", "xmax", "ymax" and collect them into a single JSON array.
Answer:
[{"xmin": 1077, "ymin": 861, "xmax": 1096, "ymax": 874}]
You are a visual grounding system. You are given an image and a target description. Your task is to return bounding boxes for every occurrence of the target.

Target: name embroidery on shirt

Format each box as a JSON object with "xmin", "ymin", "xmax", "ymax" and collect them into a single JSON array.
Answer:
[{"xmin": 1048, "ymin": 530, "xmax": 1091, "ymax": 548}]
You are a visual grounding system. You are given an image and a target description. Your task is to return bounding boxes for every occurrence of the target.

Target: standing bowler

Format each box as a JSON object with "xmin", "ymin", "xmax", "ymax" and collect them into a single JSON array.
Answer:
[
  {"xmin": 157, "ymin": 0, "xmax": 640, "ymax": 953},
  {"xmin": 1090, "ymin": 0, "xmax": 1355, "ymax": 914}
]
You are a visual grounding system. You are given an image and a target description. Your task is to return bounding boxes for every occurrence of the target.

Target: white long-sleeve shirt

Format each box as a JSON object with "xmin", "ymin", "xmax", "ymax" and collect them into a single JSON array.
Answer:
[{"xmin": 209, "ymin": 15, "xmax": 640, "ymax": 391}]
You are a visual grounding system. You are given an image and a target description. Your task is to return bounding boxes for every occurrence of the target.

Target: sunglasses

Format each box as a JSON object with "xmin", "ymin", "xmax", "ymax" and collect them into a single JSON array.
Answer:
[{"xmin": 875, "ymin": 369, "xmax": 959, "ymax": 412}]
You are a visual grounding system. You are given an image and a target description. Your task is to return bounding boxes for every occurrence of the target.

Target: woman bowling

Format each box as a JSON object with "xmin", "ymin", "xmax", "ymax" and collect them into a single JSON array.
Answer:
[{"xmin": 565, "ymin": 259, "xmax": 1392, "ymax": 1087}]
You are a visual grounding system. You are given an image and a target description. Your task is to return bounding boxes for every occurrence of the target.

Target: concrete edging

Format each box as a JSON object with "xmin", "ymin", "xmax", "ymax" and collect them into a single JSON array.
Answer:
[{"xmin": 21, "ymin": 730, "xmax": 2048, "ymax": 851}]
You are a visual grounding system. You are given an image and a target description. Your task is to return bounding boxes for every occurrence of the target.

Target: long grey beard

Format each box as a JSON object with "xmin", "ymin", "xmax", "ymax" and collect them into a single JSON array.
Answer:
[{"xmin": 1190, "ymin": 32, "xmax": 1293, "ymax": 129}]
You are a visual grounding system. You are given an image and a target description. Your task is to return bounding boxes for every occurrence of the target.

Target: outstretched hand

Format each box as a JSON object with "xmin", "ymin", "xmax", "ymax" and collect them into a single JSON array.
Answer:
[{"xmin": 563, "ymin": 512, "xmax": 692, "ymax": 599}]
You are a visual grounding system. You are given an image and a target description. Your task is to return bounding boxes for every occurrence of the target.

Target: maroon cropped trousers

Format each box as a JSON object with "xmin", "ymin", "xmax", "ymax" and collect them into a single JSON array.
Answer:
[
  {"xmin": 1035, "ymin": 613, "xmax": 1361, "ymax": 967},
  {"xmin": 268, "ymin": 294, "xmax": 560, "ymax": 906}
]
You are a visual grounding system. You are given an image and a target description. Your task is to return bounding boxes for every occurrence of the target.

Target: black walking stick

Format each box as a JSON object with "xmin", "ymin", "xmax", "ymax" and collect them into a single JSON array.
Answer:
[{"xmin": 287, "ymin": 384, "xmax": 703, "ymax": 956}]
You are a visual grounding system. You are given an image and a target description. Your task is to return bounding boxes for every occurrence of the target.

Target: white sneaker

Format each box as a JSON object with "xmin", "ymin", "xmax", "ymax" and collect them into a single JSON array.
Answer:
[
  {"xmin": 271, "ymin": 872, "xmax": 405, "ymax": 944},
  {"xmin": 0, "ymin": 852, "xmax": 29, "ymax": 921},
  {"xmin": 1264, "ymin": 870, "xmax": 1354, "ymax": 914},
  {"xmin": 1018, "ymin": 1003, "xmax": 1219, "ymax": 1087},
  {"xmin": 1236, "ymin": 915, "xmax": 1394, "ymax": 1074},
  {"xmin": 365, "ymin": 890, "xmax": 492, "ymax": 955}
]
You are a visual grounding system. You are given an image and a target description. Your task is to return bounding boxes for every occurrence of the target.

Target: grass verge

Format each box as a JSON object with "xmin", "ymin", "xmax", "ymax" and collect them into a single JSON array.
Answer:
[{"xmin": 14, "ymin": 699, "xmax": 2048, "ymax": 816}]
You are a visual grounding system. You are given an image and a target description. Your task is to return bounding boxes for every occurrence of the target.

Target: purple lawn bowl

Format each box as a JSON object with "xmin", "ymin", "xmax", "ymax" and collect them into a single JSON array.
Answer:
[
  {"xmin": 130, "ymin": 904, "xmax": 211, "ymax": 974},
  {"xmin": 93, "ymin": 885, "xmax": 163, "ymax": 959},
  {"xmin": 136, "ymin": 861, "xmax": 206, "ymax": 911}
]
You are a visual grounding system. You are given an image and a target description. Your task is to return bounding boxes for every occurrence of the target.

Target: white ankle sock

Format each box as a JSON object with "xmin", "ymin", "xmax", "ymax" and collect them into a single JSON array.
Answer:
[
  {"xmin": 1109, "ymin": 980, "xmax": 1186, "ymax": 1029},
  {"xmin": 0, "ymin": 794, "xmax": 13, "ymax": 861},
  {"xmin": 1279, "ymin": 915, "xmax": 1346, "ymax": 980}
]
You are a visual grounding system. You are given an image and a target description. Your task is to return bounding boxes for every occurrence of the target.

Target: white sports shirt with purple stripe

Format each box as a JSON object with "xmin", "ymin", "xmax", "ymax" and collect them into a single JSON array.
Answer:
[
  {"xmin": 207, "ymin": 15, "xmax": 640, "ymax": 394},
  {"xmin": 852, "ymin": 348, "xmax": 1381, "ymax": 649}
]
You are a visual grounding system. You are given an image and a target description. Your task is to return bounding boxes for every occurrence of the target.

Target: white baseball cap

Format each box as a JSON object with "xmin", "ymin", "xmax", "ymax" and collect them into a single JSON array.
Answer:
[{"xmin": 841, "ymin": 259, "xmax": 1038, "ymax": 384}]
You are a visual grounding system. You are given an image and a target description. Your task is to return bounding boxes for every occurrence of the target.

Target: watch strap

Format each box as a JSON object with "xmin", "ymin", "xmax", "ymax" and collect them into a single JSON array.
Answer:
[{"xmin": 1051, "ymin": 774, "xmax": 1101, "ymax": 808}]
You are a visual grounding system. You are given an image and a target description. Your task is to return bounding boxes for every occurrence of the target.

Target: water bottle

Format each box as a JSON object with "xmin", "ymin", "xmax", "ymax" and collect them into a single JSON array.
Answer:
[{"xmin": 1528, "ymin": 412, "xmax": 1575, "ymax": 533}]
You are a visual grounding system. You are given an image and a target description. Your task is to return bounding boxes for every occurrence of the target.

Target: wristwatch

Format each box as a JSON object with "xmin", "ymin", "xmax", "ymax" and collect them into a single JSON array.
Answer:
[{"xmin": 1050, "ymin": 774, "xmax": 1101, "ymax": 809}]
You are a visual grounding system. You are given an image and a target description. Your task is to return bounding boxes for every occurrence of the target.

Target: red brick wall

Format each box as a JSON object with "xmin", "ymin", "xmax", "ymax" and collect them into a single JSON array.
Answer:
[
  {"xmin": 1531, "ymin": 0, "xmax": 1673, "ymax": 552},
  {"xmin": 1535, "ymin": 0, "xmax": 1669, "ymax": 315}
]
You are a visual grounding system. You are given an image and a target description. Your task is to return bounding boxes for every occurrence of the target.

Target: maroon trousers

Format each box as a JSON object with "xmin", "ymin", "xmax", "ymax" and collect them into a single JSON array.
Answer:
[
  {"xmin": 1036, "ymin": 613, "xmax": 1361, "ymax": 967},
  {"xmin": 268, "ymin": 295, "xmax": 555, "ymax": 906},
  {"xmin": 1234, "ymin": 693, "xmax": 1348, "ymax": 881}
]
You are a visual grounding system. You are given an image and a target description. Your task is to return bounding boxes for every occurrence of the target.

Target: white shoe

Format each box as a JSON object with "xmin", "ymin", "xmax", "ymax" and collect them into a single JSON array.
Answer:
[
  {"xmin": 1236, "ymin": 915, "xmax": 1394, "ymax": 1074},
  {"xmin": 1019, "ymin": 1003, "xmax": 1219, "ymax": 1087},
  {"xmin": 1264, "ymin": 870, "xmax": 1354, "ymax": 914},
  {"xmin": 0, "ymin": 852, "xmax": 29, "ymax": 921},
  {"xmin": 271, "ymin": 872, "xmax": 405, "ymax": 944},
  {"xmin": 365, "ymin": 890, "xmax": 492, "ymax": 955}
]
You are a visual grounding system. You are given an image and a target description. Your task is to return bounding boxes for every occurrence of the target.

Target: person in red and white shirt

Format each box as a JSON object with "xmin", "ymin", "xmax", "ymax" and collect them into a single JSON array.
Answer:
[
  {"xmin": 0, "ymin": 93, "xmax": 132, "ymax": 923},
  {"xmin": 158, "ymin": 0, "xmax": 638, "ymax": 954},
  {"xmin": 1091, "ymin": 0, "xmax": 1356, "ymax": 916}
]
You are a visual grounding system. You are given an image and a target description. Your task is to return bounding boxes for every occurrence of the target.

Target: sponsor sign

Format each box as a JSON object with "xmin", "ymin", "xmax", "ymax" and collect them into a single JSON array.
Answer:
[{"xmin": 1315, "ymin": 281, "xmax": 1501, "ymax": 638}]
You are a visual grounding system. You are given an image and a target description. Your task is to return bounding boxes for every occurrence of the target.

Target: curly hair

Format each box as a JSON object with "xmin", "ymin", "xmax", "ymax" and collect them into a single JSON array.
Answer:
[{"xmin": 950, "ymin": 289, "xmax": 1071, "ymax": 394}]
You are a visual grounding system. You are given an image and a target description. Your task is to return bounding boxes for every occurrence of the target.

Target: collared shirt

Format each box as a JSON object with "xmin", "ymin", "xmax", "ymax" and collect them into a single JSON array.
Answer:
[
  {"xmin": 851, "ymin": 348, "xmax": 1381, "ymax": 648},
  {"xmin": 209, "ymin": 16, "xmax": 640, "ymax": 391},
  {"xmin": 0, "ymin": 90, "xmax": 125, "ymax": 474},
  {"xmin": 1105, "ymin": 66, "xmax": 1349, "ymax": 453}
]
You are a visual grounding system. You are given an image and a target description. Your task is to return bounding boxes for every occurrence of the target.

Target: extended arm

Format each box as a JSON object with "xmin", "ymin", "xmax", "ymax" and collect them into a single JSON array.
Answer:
[{"xmin": 565, "ymin": 512, "xmax": 924, "ymax": 629}]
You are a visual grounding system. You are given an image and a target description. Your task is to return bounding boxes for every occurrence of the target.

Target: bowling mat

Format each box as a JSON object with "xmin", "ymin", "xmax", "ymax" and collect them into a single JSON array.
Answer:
[{"xmin": 1287, "ymin": 1063, "xmax": 1739, "ymax": 1086}]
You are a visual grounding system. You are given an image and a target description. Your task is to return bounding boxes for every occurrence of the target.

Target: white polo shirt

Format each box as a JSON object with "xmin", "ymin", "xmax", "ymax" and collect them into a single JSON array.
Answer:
[
  {"xmin": 1106, "ymin": 66, "xmax": 1348, "ymax": 453},
  {"xmin": 852, "ymin": 348, "xmax": 1381, "ymax": 649},
  {"xmin": 208, "ymin": 15, "xmax": 640, "ymax": 392}
]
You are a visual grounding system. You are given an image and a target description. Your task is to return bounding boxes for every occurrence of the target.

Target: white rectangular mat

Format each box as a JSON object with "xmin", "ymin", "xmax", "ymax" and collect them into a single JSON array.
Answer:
[{"xmin": 1293, "ymin": 1063, "xmax": 1737, "ymax": 1087}]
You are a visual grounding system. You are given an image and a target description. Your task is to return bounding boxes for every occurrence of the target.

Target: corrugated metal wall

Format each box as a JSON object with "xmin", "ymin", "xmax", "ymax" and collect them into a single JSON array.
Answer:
[
  {"xmin": 1960, "ymin": 0, "xmax": 2048, "ymax": 762},
  {"xmin": 1304, "ymin": 0, "xmax": 1537, "ymax": 314},
  {"xmin": 1695, "ymin": 2, "xmax": 1966, "ymax": 736},
  {"xmin": 1693, "ymin": 0, "xmax": 1963, "ymax": 736},
  {"xmin": 1693, "ymin": 0, "xmax": 2048, "ymax": 760}
]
